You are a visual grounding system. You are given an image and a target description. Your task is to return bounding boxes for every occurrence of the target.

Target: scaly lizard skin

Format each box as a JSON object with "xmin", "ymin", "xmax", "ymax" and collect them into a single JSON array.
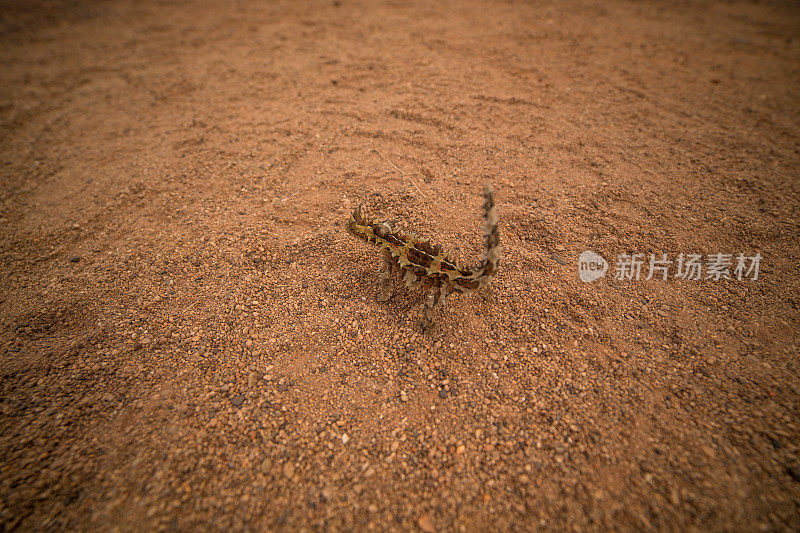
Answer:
[{"xmin": 346, "ymin": 185, "xmax": 501, "ymax": 323}]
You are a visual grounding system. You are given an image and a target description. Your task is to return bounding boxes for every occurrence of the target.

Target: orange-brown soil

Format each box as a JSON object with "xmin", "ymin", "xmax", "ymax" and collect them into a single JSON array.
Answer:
[{"xmin": 1, "ymin": 0, "xmax": 799, "ymax": 530}]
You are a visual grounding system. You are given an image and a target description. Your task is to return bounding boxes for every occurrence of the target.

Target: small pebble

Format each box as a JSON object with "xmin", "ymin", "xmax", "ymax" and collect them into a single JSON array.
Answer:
[
  {"xmin": 230, "ymin": 395, "xmax": 245, "ymax": 407},
  {"xmin": 417, "ymin": 514, "xmax": 435, "ymax": 533}
]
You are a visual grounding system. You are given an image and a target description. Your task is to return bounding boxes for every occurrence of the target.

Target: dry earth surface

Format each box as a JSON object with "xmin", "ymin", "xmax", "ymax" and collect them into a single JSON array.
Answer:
[{"xmin": 1, "ymin": 0, "xmax": 799, "ymax": 530}]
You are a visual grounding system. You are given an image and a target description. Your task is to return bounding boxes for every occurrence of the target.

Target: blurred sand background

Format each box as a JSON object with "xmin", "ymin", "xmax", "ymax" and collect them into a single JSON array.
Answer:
[{"xmin": 1, "ymin": 0, "xmax": 799, "ymax": 530}]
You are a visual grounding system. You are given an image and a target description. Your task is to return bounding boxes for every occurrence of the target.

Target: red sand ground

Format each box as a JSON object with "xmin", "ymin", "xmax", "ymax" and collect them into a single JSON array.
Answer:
[{"xmin": 1, "ymin": 0, "xmax": 799, "ymax": 530}]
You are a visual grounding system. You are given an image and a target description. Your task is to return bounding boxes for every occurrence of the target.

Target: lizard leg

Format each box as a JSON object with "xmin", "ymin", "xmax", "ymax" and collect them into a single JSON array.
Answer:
[
  {"xmin": 377, "ymin": 248, "xmax": 394, "ymax": 302},
  {"xmin": 478, "ymin": 283, "xmax": 494, "ymax": 302},
  {"xmin": 421, "ymin": 283, "xmax": 448, "ymax": 329}
]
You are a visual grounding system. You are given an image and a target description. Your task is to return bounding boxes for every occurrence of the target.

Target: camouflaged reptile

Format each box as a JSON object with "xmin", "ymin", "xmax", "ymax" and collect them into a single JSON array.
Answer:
[{"xmin": 346, "ymin": 185, "xmax": 500, "ymax": 324}]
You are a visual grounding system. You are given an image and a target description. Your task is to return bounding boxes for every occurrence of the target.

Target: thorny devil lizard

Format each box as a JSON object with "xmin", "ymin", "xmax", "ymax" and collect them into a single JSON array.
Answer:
[{"xmin": 346, "ymin": 185, "xmax": 501, "ymax": 326}]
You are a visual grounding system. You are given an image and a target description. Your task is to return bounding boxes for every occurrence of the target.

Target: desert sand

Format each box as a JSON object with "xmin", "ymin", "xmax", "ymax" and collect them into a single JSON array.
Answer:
[{"xmin": 1, "ymin": 0, "xmax": 799, "ymax": 530}]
